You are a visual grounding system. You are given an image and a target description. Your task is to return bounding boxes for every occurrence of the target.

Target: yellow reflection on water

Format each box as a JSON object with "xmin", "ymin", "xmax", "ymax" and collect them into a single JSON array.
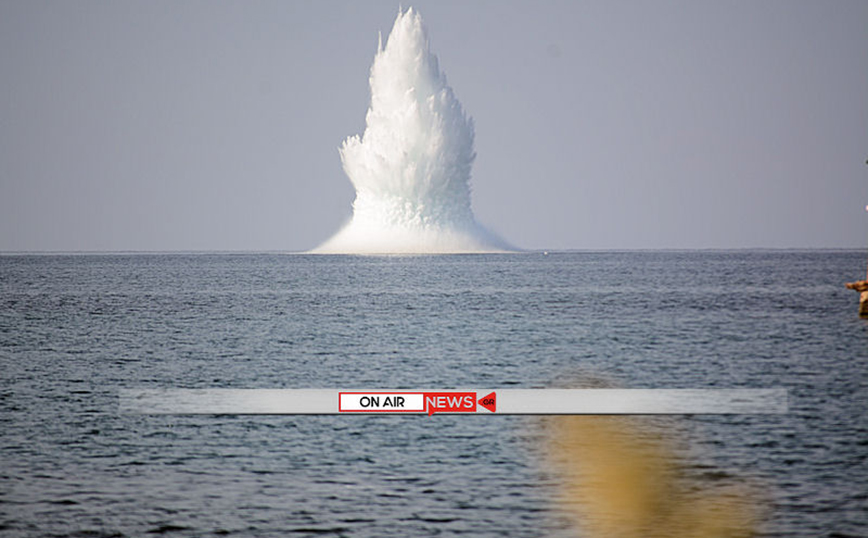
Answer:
[{"xmin": 544, "ymin": 415, "xmax": 765, "ymax": 538}]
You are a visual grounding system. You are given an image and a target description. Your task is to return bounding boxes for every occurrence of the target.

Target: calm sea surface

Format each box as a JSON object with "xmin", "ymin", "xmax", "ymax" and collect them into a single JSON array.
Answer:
[{"xmin": 1, "ymin": 251, "xmax": 866, "ymax": 537}]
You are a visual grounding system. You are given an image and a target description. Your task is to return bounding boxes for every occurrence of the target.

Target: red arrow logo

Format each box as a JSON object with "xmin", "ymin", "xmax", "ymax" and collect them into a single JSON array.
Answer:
[{"xmin": 478, "ymin": 392, "xmax": 496, "ymax": 413}]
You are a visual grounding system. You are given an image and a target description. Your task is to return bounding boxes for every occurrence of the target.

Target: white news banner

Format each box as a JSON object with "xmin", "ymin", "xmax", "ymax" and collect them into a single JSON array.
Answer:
[{"xmin": 120, "ymin": 388, "xmax": 788, "ymax": 415}]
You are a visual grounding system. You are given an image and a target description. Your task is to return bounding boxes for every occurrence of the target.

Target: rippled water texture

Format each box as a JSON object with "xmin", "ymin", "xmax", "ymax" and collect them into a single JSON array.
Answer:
[{"xmin": 1, "ymin": 252, "xmax": 866, "ymax": 537}]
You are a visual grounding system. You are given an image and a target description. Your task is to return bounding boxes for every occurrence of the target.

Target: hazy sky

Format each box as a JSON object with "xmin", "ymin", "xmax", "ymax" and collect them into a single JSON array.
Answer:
[{"xmin": 1, "ymin": 0, "xmax": 866, "ymax": 251}]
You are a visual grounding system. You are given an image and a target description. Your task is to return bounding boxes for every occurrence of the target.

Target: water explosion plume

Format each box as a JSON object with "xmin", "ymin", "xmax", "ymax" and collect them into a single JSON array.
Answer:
[{"xmin": 313, "ymin": 8, "xmax": 511, "ymax": 254}]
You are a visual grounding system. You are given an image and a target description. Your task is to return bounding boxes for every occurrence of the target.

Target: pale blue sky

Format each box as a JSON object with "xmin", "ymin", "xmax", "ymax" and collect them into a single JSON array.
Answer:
[{"xmin": 1, "ymin": 0, "xmax": 866, "ymax": 251}]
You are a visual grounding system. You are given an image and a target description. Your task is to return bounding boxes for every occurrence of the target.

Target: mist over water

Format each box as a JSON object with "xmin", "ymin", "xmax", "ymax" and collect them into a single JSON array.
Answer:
[{"xmin": 314, "ymin": 8, "xmax": 510, "ymax": 254}]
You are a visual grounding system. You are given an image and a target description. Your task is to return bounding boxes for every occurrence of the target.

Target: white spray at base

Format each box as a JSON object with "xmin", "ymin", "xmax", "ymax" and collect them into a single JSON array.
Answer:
[{"xmin": 313, "ymin": 8, "xmax": 512, "ymax": 254}]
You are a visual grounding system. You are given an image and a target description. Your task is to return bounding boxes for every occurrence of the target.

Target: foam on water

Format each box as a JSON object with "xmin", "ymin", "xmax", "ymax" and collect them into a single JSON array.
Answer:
[{"xmin": 313, "ymin": 8, "xmax": 511, "ymax": 254}]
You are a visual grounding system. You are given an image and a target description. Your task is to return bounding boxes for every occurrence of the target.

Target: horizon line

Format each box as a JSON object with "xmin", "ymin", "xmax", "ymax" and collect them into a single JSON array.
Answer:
[{"xmin": 1, "ymin": 246, "xmax": 865, "ymax": 256}]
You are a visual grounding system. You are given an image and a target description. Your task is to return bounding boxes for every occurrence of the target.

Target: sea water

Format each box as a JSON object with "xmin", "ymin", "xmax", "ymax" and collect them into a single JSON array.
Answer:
[{"xmin": 1, "ymin": 251, "xmax": 866, "ymax": 536}]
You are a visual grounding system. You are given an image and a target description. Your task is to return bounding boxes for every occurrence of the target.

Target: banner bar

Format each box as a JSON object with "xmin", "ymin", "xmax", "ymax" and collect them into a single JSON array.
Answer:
[{"xmin": 120, "ymin": 388, "xmax": 787, "ymax": 415}]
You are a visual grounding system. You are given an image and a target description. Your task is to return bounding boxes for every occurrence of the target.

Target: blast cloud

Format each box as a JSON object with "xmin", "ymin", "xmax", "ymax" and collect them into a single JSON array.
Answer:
[{"xmin": 313, "ymin": 8, "xmax": 511, "ymax": 254}]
